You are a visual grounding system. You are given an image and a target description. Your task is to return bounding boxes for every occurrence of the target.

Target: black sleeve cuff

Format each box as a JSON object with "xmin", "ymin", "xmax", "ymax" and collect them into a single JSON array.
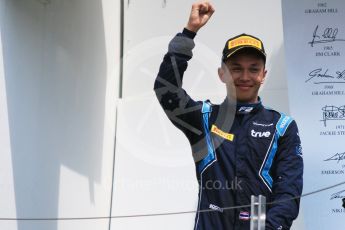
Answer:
[{"xmin": 182, "ymin": 28, "xmax": 197, "ymax": 39}]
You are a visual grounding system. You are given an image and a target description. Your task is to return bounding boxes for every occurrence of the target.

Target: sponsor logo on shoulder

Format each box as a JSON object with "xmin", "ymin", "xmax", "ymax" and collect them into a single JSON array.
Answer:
[
  {"xmin": 280, "ymin": 116, "xmax": 291, "ymax": 129},
  {"xmin": 251, "ymin": 129, "xmax": 271, "ymax": 138},
  {"xmin": 211, "ymin": 125, "xmax": 234, "ymax": 141}
]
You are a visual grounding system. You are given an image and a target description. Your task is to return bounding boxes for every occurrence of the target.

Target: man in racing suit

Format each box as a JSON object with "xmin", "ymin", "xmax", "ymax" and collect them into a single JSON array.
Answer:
[{"xmin": 153, "ymin": 1, "xmax": 303, "ymax": 229}]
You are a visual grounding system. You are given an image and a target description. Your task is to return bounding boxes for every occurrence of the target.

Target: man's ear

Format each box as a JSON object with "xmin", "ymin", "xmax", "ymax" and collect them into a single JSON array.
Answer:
[
  {"xmin": 218, "ymin": 67, "xmax": 226, "ymax": 83},
  {"xmin": 261, "ymin": 69, "xmax": 267, "ymax": 84}
]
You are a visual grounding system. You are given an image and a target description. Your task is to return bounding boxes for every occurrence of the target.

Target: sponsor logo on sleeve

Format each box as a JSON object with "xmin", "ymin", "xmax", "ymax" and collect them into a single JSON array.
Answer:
[{"xmin": 296, "ymin": 144, "xmax": 303, "ymax": 157}]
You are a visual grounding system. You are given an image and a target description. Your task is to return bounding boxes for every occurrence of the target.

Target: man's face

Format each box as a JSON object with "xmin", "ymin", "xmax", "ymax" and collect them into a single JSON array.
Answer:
[{"xmin": 218, "ymin": 51, "xmax": 267, "ymax": 103}]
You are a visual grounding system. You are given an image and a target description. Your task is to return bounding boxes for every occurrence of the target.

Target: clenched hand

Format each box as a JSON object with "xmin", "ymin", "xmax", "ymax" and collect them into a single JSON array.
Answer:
[{"xmin": 186, "ymin": 1, "xmax": 215, "ymax": 33}]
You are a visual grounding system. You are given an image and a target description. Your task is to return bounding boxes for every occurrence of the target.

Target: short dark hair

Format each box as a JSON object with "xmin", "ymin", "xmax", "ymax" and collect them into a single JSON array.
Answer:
[{"xmin": 229, "ymin": 48, "xmax": 266, "ymax": 64}]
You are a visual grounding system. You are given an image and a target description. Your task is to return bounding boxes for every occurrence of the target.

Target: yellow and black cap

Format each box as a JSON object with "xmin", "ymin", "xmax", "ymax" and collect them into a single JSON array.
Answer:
[{"xmin": 222, "ymin": 34, "xmax": 266, "ymax": 62}]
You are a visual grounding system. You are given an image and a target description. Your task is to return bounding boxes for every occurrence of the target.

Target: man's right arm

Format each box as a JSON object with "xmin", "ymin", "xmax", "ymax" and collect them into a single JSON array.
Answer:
[
  {"xmin": 153, "ymin": 28, "xmax": 204, "ymax": 144},
  {"xmin": 154, "ymin": 1, "xmax": 215, "ymax": 145}
]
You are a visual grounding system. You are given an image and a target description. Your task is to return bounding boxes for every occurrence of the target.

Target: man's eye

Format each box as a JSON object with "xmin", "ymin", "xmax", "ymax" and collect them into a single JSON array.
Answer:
[
  {"xmin": 250, "ymin": 68, "xmax": 259, "ymax": 73},
  {"xmin": 231, "ymin": 68, "xmax": 241, "ymax": 72}
]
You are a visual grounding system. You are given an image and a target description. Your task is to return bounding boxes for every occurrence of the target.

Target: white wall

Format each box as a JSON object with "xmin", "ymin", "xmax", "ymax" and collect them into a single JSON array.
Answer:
[
  {"xmin": 0, "ymin": 0, "xmax": 120, "ymax": 229},
  {"xmin": 0, "ymin": 1, "xmax": 17, "ymax": 229}
]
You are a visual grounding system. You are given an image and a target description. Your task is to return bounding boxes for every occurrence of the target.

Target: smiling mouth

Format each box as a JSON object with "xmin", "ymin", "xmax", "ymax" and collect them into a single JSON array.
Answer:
[{"xmin": 236, "ymin": 85, "xmax": 252, "ymax": 90}]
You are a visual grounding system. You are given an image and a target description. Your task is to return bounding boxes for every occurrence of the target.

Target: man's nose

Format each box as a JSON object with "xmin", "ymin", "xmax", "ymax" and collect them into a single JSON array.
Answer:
[{"xmin": 239, "ymin": 69, "xmax": 251, "ymax": 81}]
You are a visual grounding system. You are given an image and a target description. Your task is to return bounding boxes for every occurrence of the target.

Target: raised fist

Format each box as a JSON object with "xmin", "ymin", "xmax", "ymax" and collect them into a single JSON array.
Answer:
[{"xmin": 186, "ymin": 1, "xmax": 215, "ymax": 33}]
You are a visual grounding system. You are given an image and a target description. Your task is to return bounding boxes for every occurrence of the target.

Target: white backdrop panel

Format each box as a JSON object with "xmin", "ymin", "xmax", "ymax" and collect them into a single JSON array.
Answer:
[
  {"xmin": 282, "ymin": 0, "xmax": 345, "ymax": 229},
  {"xmin": 0, "ymin": 1, "xmax": 17, "ymax": 229},
  {"xmin": 0, "ymin": 0, "xmax": 120, "ymax": 229},
  {"xmin": 111, "ymin": 98, "xmax": 199, "ymax": 229}
]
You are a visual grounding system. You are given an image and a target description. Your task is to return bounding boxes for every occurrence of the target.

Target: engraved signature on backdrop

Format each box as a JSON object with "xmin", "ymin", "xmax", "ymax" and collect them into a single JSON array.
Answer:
[
  {"xmin": 321, "ymin": 105, "xmax": 345, "ymax": 127},
  {"xmin": 324, "ymin": 152, "xmax": 345, "ymax": 163},
  {"xmin": 330, "ymin": 190, "xmax": 345, "ymax": 200},
  {"xmin": 305, "ymin": 68, "xmax": 345, "ymax": 84},
  {"xmin": 309, "ymin": 25, "xmax": 345, "ymax": 47}
]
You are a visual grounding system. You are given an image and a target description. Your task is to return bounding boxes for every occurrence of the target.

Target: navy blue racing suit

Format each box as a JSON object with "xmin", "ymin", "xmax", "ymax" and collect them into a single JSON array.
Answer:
[{"xmin": 153, "ymin": 28, "xmax": 303, "ymax": 230}]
